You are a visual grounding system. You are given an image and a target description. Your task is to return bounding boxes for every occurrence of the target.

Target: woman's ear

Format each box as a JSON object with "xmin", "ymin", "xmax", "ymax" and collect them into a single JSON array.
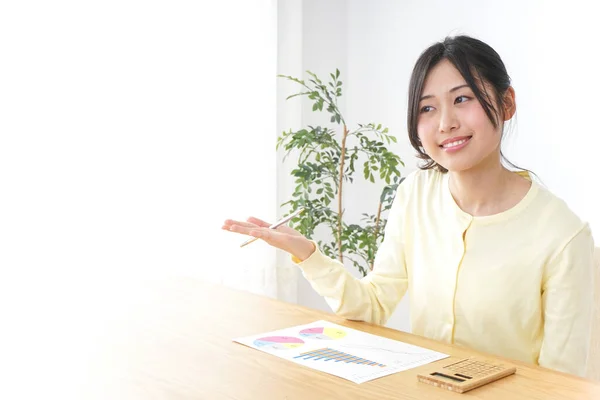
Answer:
[{"xmin": 503, "ymin": 86, "xmax": 516, "ymax": 121}]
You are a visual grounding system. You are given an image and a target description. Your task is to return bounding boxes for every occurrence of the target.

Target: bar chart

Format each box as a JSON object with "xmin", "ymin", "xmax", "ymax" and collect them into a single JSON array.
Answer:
[{"xmin": 294, "ymin": 347, "xmax": 386, "ymax": 367}]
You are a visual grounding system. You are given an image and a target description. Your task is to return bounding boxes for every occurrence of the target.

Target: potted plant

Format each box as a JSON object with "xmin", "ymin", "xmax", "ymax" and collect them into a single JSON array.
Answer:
[{"xmin": 277, "ymin": 69, "xmax": 405, "ymax": 276}]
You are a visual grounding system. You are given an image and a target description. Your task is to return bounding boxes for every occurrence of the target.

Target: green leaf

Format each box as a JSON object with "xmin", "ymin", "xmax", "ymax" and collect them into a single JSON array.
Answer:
[
  {"xmin": 336, "ymin": 68, "xmax": 340, "ymax": 79},
  {"xmin": 286, "ymin": 92, "xmax": 311, "ymax": 100},
  {"xmin": 306, "ymin": 70, "xmax": 322, "ymax": 84}
]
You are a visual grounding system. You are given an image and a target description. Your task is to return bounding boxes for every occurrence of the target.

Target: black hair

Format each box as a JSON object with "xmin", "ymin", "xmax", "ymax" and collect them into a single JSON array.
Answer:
[{"xmin": 407, "ymin": 35, "xmax": 525, "ymax": 174}]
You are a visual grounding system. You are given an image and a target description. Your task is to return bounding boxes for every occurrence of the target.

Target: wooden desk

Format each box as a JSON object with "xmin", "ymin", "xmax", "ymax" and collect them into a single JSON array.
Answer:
[{"xmin": 88, "ymin": 278, "xmax": 600, "ymax": 399}]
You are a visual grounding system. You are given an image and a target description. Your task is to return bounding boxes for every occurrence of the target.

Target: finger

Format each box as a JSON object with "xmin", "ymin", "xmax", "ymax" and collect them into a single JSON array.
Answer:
[
  {"xmin": 221, "ymin": 224, "xmax": 245, "ymax": 232},
  {"xmin": 228, "ymin": 224, "xmax": 258, "ymax": 235},
  {"xmin": 223, "ymin": 219, "xmax": 259, "ymax": 229},
  {"xmin": 247, "ymin": 216, "xmax": 300, "ymax": 236},
  {"xmin": 247, "ymin": 217, "xmax": 272, "ymax": 228}
]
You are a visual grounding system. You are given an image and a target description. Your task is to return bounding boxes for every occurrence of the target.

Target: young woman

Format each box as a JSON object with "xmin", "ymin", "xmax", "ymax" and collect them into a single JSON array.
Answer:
[{"xmin": 222, "ymin": 35, "xmax": 595, "ymax": 377}]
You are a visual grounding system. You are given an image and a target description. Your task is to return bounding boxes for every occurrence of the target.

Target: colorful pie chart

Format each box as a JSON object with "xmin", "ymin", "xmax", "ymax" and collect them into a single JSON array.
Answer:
[
  {"xmin": 299, "ymin": 327, "xmax": 347, "ymax": 340},
  {"xmin": 253, "ymin": 336, "xmax": 305, "ymax": 350}
]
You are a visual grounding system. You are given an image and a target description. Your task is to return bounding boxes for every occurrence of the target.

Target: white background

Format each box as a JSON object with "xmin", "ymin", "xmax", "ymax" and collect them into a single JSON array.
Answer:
[{"xmin": 0, "ymin": 1, "xmax": 277, "ymax": 397}]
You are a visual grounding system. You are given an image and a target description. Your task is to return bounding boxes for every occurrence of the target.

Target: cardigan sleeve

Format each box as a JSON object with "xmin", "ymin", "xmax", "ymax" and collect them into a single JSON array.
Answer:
[
  {"xmin": 294, "ymin": 173, "xmax": 415, "ymax": 325},
  {"xmin": 538, "ymin": 223, "xmax": 595, "ymax": 377}
]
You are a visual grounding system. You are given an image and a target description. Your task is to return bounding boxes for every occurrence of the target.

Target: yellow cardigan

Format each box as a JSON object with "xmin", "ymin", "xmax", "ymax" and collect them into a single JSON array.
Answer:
[{"xmin": 295, "ymin": 169, "xmax": 595, "ymax": 377}]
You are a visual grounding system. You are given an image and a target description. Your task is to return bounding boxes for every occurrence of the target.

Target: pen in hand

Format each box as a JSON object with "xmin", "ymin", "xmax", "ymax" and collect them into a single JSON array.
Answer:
[{"xmin": 240, "ymin": 207, "xmax": 305, "ymax": 248}]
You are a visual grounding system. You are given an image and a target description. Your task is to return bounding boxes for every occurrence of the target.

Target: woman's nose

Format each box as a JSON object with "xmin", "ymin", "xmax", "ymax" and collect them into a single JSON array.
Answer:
[{"xmin": 439, "ymin": 108, "xmax": 459, "ymax": 133}]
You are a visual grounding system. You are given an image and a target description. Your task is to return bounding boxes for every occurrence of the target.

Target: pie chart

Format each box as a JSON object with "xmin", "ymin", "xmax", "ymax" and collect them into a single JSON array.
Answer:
[
  {"xmin": 299, "ymin": 327, "xmax": 347, "ymax": 340},
  {"xmin": 253, "ymin": 336, "xmax": 305, "ymax": 350}
]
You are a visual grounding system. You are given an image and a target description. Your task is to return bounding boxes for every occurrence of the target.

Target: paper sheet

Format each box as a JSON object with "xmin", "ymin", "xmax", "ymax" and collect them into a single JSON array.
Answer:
[{"xmin": 233, "ymin": 320, "xmax": 448, "ymax": 384}]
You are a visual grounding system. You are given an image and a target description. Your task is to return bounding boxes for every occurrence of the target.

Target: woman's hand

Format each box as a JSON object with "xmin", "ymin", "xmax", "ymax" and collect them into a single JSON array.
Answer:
[{"xmin": 222, "ymin": 216, "xmax": 316, "ymax": 261}]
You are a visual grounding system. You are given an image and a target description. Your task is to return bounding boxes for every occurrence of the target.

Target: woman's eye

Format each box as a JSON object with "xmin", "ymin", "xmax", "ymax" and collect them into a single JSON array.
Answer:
[
  {"xmin": 420, "ymin": 105, "xmax": 433, "ymax": 113},
  {"xmin": 455, "ymin": 95, "xmax": 470, "ymax": 104}
]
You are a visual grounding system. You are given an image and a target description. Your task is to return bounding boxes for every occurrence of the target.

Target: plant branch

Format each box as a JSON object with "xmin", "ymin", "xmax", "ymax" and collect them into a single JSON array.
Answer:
[
  {"xmin": 347, "ymin": 254, "xmax": 370, "ymax": 273},
  {"xmin": 337, "ymin": 124, "xmax": 349, "ymax": 262},
  {"xmin": 370, "ymin": 201, "xmax": 383, "ymax": 271}
]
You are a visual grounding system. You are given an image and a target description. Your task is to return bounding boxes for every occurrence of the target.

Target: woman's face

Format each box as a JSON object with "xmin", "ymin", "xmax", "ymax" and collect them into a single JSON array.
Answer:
[{"xmin": 417, "ymin": 59, "xmax": 512, "ymax": 173}]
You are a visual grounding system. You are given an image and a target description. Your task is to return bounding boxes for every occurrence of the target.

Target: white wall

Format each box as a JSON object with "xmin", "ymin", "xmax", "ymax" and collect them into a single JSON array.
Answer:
[
  {"xmin": 276, "ymin": 0, "xmax": 303, "ymax": 304},
  {"xmin": 0, "ymin": 1, "xmax": 277, "ymax": 398},
  {"xmin": 1, "ymin": 0, "xmax": 277, "ymax": 284},
  {"xmin": 284, "ymin": 0, "xmax": 600, "ymax": 333}
]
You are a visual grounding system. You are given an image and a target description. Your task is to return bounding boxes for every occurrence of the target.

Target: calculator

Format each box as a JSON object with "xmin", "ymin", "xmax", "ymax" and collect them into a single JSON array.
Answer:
[{"xmin": 417, "ymin": 357, "xmax": 516, "ymax": 393}]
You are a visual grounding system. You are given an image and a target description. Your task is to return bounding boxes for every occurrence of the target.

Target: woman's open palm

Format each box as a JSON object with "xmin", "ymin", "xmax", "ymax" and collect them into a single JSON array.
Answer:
[{"xmin": 222, "ymin": 216, "xmax": 315, "ymax": 261}]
